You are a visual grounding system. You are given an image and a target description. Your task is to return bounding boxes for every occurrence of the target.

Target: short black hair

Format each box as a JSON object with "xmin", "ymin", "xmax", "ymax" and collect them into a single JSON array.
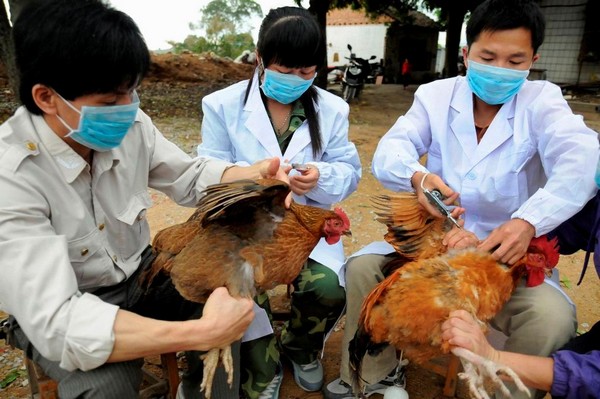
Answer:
[
  {"xmin": 466, "ymin": 0, "xmax": 546, "ymax": 53},
  {"xmin": 245, "ymin": 6, "xmax": 324, "ymax": 157},
  {"xmin": 13, "ymin": 0, "xmax": 150, "ymax": 114},
  {"xmin": 256, "ymin": 7, "xmax": 324, "ymax": 69}
]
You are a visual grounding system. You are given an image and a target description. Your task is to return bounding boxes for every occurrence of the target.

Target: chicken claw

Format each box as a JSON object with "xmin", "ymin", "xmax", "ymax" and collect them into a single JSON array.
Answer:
[
  {"xmin": 200, "ymin": 348, "xmax": 220, "ymax": 398},
  {"xmin": 199, "ymin": 345, "xmax": 234, "ymax": 398},
  {"xmin": 220, "ymin": 345, "xmax": 234, "ymax": 386},
  {"xmin": 451, "ymin": 347, "xmax": 530, "ymax": 399}
]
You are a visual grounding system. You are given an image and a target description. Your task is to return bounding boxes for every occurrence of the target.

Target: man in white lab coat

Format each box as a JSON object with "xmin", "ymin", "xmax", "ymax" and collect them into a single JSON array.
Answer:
[{"xmin": 324, "ymin": 0, "xmax": 599, "ymax": 398}]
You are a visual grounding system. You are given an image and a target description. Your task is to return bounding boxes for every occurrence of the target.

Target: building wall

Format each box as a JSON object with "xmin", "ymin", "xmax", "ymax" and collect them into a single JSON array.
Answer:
[
  {"xmin": 325, "ymin": 24, "xmax": 388, "ymax": 67},
  {"xmin": 535, "ymin": 0, "xmax": 600, "ymax": 84}
]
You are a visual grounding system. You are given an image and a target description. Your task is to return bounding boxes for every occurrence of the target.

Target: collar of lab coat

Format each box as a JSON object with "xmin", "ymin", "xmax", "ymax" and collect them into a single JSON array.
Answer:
[
  {"xmin": 243, "ymin": 71, "xmax": 318, "ymax": 160},
  {"xmin": 449, "ymin": 78, "xmax": 516, "ymax": 166}
]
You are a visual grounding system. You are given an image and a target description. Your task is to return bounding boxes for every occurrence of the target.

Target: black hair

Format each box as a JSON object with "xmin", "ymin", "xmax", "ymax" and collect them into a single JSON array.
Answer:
[
  {"xmin": 13, "ymin": 0, "xmax": 150, "ymax": 114},
  {"xmin": 244, "ymin": 7, "xmax": 323, "ymax": 157},
  {"xmin": 466, "ymin": 0, "xmax": 545, "ymax": 53}
]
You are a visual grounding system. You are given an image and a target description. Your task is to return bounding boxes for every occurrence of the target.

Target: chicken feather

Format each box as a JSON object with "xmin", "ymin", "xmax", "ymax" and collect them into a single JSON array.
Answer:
[
  {"xmin": 350, "ymin": 192, "xmax": 559, "ymax": 398},
  {"xmin": 141, "ymin": 178, "xmax": 351, "ymax": 398}
]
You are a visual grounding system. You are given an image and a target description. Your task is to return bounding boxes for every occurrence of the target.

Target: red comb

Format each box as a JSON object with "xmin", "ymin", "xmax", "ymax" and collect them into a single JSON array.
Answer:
[
  {"xmin": 334, "ymin": 207, "xmax": 350, "ymax": 228},
  {"xmin": 528, "ymin": 235, "xmax": 560, "ymax": 268}
]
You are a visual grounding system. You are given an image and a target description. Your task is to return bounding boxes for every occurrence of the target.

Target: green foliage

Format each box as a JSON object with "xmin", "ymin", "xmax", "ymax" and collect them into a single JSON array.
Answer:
[
  {"xmin": 169, "ymin": 0, "xmax": 261, "ymax": 58},
  {"xmin": 195, "ymin": 0, "xmax": 262, "ymax": 41},
  {"xmin": 168, "ymin": 35, "xmax": 214, "ymax": 54},
  {"xmin": 217, "ymin": 32, "xmax": 255, "ymax": 59},
  {"xmin": 168, "ymin": 32, "xmax": 255, "ymax": 59}
]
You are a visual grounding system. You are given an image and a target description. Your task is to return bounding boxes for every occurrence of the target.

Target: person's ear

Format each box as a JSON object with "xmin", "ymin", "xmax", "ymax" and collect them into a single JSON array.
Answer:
[
  {"xmin": 32, "ymin": 84, "xmax": 59, "ymax": 115},
  {"xmin": 532, "ymin": 53, "xmax": 540, "ymax": 63},
  {"xmin": 462, "ymin": 46, "xmax": 469, "ymax": 67},
  {"xmin": 255, "ymin": 51, "xmax": 264, "ymax": 76}
]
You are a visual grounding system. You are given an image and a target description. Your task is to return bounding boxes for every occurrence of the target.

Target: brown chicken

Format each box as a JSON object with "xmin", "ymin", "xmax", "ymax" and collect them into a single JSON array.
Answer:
[
  {"xmin": 349, "ymin": 192, "xmax": 559, "ymax": 399},
  {"xmin": 143, "ymin": 178, "xmax": 351, "ymax": 398}
]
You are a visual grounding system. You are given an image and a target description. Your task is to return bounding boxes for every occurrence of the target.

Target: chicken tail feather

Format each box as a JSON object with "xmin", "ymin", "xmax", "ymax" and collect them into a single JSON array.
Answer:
[
  {"xmin": 349, "ymin": 269, "xmax": 401, "ymax": 393},
  {"xmin": 348, "ymin": 323, "xmax": 376, "ymax": 394}
]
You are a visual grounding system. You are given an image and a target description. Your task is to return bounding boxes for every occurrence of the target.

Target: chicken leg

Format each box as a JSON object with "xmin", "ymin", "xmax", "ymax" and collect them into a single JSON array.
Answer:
[
  {"xmin": 451, "ymin": 347, "xmax": 530, "ymax": 399},
  {"xmin": 199, "ymin": 345, "xmax": 234, "ymax": 398}
]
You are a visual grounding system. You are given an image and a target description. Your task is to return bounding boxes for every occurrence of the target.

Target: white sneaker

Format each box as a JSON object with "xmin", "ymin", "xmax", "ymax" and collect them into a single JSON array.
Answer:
[
  {"xmin": 258, "ymin": 363, "xmax": 283, "ymax": 399},
  {"xmin": 289, "ymin": 358, "xmax": 324, "ymax": 391},
  {"xmin": 323, "ymin": 377, "xmax": 395, "ymax": 398},
  {"xmin": 176, "ymin": 382, "xmax": 185, "ymax": 399},
  {"xmin": 323, "ymin": 360, "xmax": 408, "ymax": 399}
]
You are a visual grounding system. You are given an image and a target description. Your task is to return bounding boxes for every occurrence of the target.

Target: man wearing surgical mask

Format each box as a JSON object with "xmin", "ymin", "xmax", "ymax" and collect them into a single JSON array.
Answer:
[
  {"xmin": 0, "ymin": 1, "xmax": 291, "ymax": 397},
  {"xmin": 324, "ymin": 0, "xmax": 599, "ymax": 398}
]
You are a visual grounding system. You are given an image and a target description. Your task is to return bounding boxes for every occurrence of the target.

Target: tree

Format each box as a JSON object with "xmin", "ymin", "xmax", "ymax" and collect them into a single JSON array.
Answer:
[
  {"xmin": 420, "ymin": 0, "xmax": 484, "ymax": 77},
  {"xmin": 297, "ymin": 0, "xmax": 364, "ymax": 89},
  {"xmin": 332, "ymin": 0, "xmax": 485, "ymax": 77},
  {"xmin": 168, "ymin": 35, "xmax": 216, "ymax": 55},
  {"xmin": 195, "ymin": 0, "xmax": 262, "ymax": 46},
  {"xmin": 168, "ymin": 32, "xmax": 254, "ymax": 59},
  {"xmin": 169, "ymin": 0, "xmax": 261, "ymax": 59},
  {"xmin": 299, "ymin": 0, "xmax": 485, "ymax": 86}
]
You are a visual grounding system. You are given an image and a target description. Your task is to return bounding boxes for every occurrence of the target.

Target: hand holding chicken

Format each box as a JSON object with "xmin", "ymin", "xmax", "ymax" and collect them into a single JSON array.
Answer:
[
  {"xmin": 349, "ymin": 192, "xmax": 559, "ymax": 399},
  {"xmin": 142, "ymin": 178, "xmax": 350, "ymax": 398}
]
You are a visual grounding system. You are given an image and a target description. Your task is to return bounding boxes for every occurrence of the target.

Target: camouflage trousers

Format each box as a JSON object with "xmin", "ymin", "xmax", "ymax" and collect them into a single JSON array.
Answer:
[{"xmin": 240, "ymin": 259, "xmax": 346, "ymax": 399}]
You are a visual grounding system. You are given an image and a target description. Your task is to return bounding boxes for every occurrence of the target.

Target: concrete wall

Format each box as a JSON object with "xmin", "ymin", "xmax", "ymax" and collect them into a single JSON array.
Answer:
[
  {"xmin": 535, "ymin": 0, "xmax": 600, "ymax": 84},
  {"xmin": 325, "ymin": 24, "xmax": 388, "ymax": 67}
]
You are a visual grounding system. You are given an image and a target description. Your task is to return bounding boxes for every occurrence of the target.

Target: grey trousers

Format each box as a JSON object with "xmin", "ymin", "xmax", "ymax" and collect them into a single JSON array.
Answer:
[
  {"xmin": 12, "ymin": 326, "xmax": 144, "ymax": 398},
  {"xmin": 339, "ymin": 253, "xmax": 577, "ymax": 399},
  {"xmin": 9, "ymin": 247, "xmax": 241, "ymax": 399}
]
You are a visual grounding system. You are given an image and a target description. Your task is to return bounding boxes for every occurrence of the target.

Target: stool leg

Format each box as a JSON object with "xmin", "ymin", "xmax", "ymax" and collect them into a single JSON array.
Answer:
[
  {"xmin": 24, "ymin": 356, "xmax": 59, "ymax": 399},
  {"xmin": 442, "ymin": 355, "xmax": 460, "ymax": 397},
  {"xmin": 161, "ymin": 352, "xmax": 180, "ymax": 399}
]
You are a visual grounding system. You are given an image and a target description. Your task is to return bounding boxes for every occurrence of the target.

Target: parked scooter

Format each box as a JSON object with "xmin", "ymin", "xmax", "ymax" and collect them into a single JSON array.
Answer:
[
  {"xmin": 366, "ymin": 59, "xmax": 384, "ymax": 84},
  {"xmin": 341, "ymin": 44, "xmax": 376, "ymax": 102},
  {"xmin": 327, "ymin": 65, "xmax": 344, "ymax": 85}
]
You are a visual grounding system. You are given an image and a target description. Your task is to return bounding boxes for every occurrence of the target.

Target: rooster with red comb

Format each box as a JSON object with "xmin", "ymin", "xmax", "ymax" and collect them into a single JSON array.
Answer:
[{"xmin": 349, "ymin": 192, "xmax": 561, "ymax": 399}]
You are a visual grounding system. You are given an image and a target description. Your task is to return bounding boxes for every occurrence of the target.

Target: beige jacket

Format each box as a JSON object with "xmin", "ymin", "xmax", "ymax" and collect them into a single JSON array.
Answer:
[{"xmin": 0, "ymin": 106, "xmax": 230, "ymax": 371}]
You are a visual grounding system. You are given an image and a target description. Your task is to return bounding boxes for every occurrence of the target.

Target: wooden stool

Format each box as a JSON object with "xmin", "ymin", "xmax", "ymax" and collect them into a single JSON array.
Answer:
[
  {"xmin": 422, "ymin": 354, "xmax": 461, "ymax": 397},
  {"xmin": 25, "ymin": 352, "xmax": 180, "ymax": 399},
  {"xmin": 24, "ymin": 357, "xmax": 58, "ymax": 399},
  {"xmin": 140, "ymin": 352, "xmax": 180, "ymax": 399}
]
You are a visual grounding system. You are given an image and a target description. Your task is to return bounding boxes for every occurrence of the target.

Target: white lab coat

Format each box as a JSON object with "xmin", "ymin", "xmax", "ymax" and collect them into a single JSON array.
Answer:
[
  {"xmin": 373, "ymin": 76, "xmax": 598, "ymax": 238},
  {"xmin": 198, "ymin": 73, "xmax": 361, "ymax": 279},
  {"xmin": 349, "ymin": 76, "xmax": 599, "ymax": 296},
  {"xmin": 199, "ymin": 74, "xmax": 361, "ymax": 340}
]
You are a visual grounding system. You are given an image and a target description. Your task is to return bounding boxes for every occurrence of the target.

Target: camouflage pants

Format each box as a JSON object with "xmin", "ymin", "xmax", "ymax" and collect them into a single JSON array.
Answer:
[{"xmin": 240, "ymin": 259, "xmax": 346, "ymax": 399}]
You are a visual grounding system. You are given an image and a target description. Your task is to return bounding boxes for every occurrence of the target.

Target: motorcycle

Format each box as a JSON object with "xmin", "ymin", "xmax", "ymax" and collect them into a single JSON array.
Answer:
[
  {"xmin": 341, "ymin": 44, "xmax": 376, "ymax": 102},
  {"xmin": 326, "ymin": 65, "xmax": 344, "ymax": 85},
  {"xmin": 366, "ymin": 59, "xmax": 384, "ymax": 84}
]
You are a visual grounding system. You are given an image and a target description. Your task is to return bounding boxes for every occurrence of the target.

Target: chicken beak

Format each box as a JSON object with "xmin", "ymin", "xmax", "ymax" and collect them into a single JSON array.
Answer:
[{"xmin": 343, "ymin": 230, "xmax": 352, "ymax": 237}]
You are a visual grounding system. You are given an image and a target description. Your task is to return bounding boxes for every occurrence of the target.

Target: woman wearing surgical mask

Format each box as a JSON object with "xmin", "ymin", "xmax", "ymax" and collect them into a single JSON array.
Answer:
[{"xmin": 186, "ymin": 6, "xmax": 361, "ymax": 399}]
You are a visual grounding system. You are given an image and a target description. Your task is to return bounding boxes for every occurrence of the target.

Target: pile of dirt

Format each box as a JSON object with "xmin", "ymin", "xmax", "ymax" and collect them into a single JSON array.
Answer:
[
  {"xmin": 146, "ymin": 52, "xmax": 253, "ymax": 85},
  {"xmin": 0, "ymin": 52, "xmax": 254, "ymax": 122}
]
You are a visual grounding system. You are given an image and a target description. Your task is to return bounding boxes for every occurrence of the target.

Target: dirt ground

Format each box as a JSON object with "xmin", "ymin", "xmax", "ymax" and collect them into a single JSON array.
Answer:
[{"xmin": 1, "ymin": 53, "xmax": 599, "ymax": 399}]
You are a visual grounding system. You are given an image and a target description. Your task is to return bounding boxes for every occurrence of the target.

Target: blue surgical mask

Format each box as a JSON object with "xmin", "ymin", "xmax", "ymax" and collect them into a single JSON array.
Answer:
[
  {"xmin": 260, "ymin": 67, "xmax": 315, "ymax": 104},
  {"xmin": 56, "ymin": 92, "xmax": 140, "ymax": 152},
  {"xmin": 466, "ymin": 60, "xmax": 530, "ymax": 105}
]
